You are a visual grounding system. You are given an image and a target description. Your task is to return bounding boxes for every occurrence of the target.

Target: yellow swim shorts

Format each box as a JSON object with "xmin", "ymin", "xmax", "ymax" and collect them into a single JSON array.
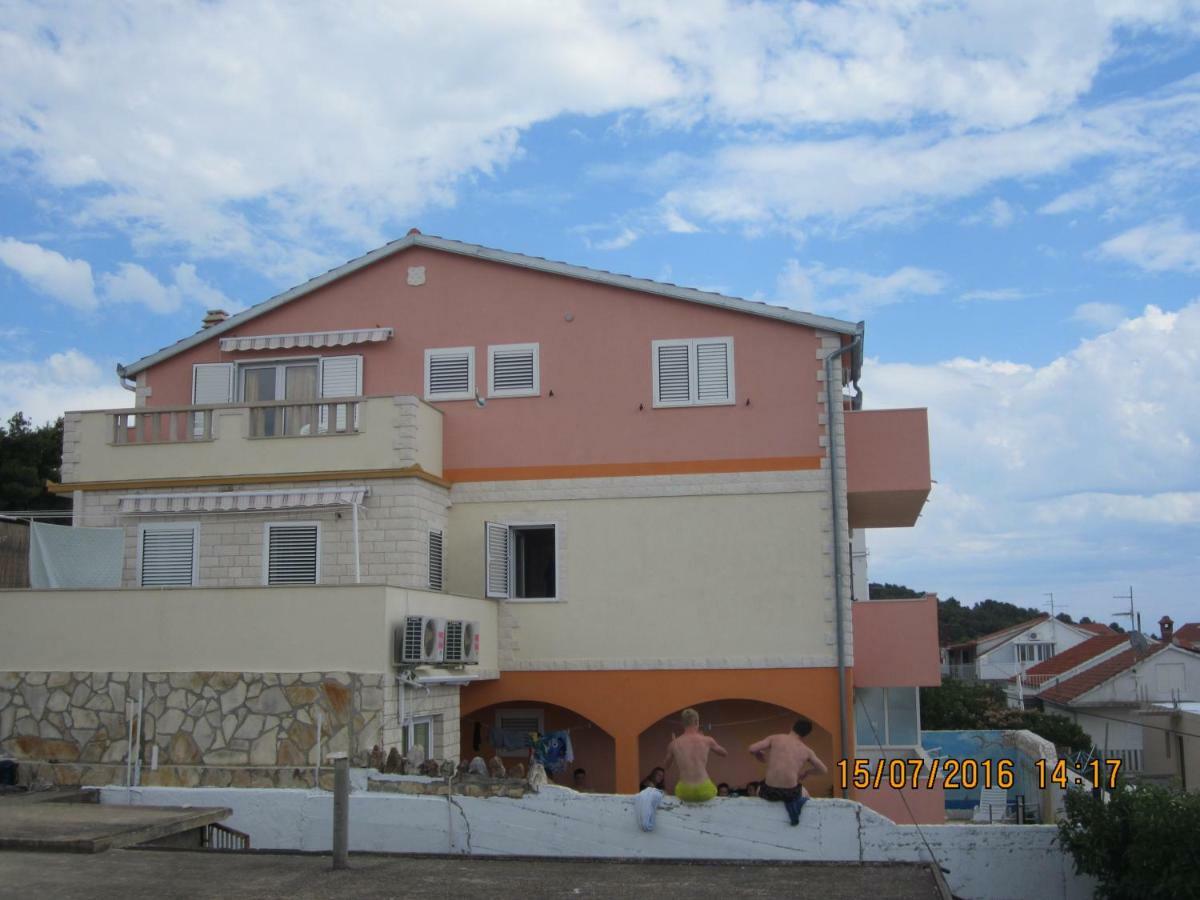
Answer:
[{"xmin": 675, "ymin": 779, "xmax": 717, "ymax": 803}]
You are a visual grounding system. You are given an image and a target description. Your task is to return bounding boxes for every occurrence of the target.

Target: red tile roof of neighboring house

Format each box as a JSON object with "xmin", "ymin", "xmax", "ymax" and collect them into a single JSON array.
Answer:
[
  {"xmin": 944, "ymin": 614, "xmax": 1049, "ymax": 651},
  {"xmin": 1174, "ymin": 623, "xmax": 1200, "ymax": 648},
  {"xmin": 1078, "ymin": 622, "xmax": 1115, "ymax": 636},
  {"xmin": 1023, "ymin": 632, "xmax": 1127, "ymax": 678},
  {"xmin": 1040, "ymin": 641, "xmax": 1167, "ymax": 705}
]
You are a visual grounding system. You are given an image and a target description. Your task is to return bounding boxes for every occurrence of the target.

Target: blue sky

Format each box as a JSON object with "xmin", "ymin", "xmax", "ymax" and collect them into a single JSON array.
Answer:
[{"xmin": 1, "ymin": 2, "xmax": 1199, "ymax": 629}]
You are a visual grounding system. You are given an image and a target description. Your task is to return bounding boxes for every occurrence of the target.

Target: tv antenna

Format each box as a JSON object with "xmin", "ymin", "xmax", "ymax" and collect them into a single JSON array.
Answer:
[
  {"xmin": 1111, "ymin": 586, "xmax": 1146, "ymax": 651},
  {"xmin": 1043, "ymin": 592, "xmax": 1068, "ymax": 619}
]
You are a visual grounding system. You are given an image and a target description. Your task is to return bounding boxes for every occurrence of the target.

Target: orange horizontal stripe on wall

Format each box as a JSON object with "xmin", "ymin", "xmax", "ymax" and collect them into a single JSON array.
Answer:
[{"xmin": 444, "ymin": 456, "xmax": 823, "ymax": 483}]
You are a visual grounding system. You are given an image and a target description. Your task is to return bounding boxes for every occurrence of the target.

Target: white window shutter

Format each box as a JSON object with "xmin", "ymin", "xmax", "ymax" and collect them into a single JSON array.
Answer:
[
  {"xmin": 428, "ymin": 530, "xmax": 444, "ymax": 592},
  {"xmin": 485, "ymin": 521, "xmax": 510, "ymax": 599},
  {"xmin": 425, "ymin": 348, "xmax": 475, "ymax": 401},
  {"xmin": 265, "ymin": 524, "xmax": 319, "ymax": 585},
  {"xmin": 192, "ymin": 363, "xmax": 234, "ymax": 405},
  {"xmin": 140, "ymin": 526, "xmax": 197, "ymax": 587},
  {"xmin": 694, "ymin": 339, "xmax": 732, "ymax": 403},
  {"xmin": 191, "ymin": 363, "xmax": 233, "ymax": 438},
  {"xmin": 653, "ymin": 341, "xmax": 691, "ymax": 407},
  {"xmin": 318, "ymin": 355, "xmax": 362, "ymax": 432},
  {"xmin": 488, "ymin": 344, "xmax": 539, "ymax": 397}
]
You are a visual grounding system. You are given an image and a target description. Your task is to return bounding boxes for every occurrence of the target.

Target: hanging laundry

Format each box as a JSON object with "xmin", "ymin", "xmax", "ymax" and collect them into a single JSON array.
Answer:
[
  {"xmin": 532, "ymin": 730, "xmax": 571, "ymax": 774},
  {"xmin": 634, "ymin": 787, "xmax": 664, "ymax": 832}
]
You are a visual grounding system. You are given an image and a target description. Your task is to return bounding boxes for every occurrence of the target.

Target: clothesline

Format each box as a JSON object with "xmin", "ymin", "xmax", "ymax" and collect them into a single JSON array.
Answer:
[{"xmin": 466, "ymin": 710, "xmax": 799, "ymax": 733}]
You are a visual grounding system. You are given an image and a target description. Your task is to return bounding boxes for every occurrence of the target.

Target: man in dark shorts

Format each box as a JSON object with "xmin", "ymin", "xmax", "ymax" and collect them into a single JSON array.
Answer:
[{"xmin": 749, "ymin": 718, "xmax": 828, "ymax": 825}]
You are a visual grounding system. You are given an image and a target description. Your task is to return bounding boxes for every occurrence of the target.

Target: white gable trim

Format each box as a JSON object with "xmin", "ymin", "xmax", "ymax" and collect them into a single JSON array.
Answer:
[{"xmin": 119, "ymin": 234, "xmax": 861, "ymax": 378}]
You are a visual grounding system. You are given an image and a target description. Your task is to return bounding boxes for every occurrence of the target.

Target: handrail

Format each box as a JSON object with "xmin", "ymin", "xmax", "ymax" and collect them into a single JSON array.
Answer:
[{"xmin": 94, "ymin": 396, "xmax": 369, "ymax": 416}]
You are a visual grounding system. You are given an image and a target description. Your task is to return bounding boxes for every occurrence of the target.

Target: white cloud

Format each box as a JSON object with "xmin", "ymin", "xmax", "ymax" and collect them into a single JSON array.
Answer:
[
  {"xmin": 965, "ymin": 197, "xmax": 1019, "ymax": 228},
  {"xmin": 960, "ymin": 288, "xmax": 1029, "ymax": 302},
  {"xmin": 862, "ymin": 300, "xmax": 1200, "ymax": 617},
  {"xmin": 1099, "ymin": 217, "xmax": 1200, "ymax": 272},
  {"xmin": 0, "ymin": 349, "xmax": 128, "ymax": 425},
  {"xmin": 778, "ymin": 261, "xmax": 946, "ymax": 318},
  {"xmin": 0, "ymin": 239, "xmax": 96, "ymax": 310},
  {"xmin": 99, "ymin": 261, "xmax": 232, "ymax": 315},
  {"xmin": 1072, "ymin": 301, "xmax": 1127, "ymax": 330},
  {"xmin": 0, "ymin": 4, "xmax": 1193, "ymax": 271}
]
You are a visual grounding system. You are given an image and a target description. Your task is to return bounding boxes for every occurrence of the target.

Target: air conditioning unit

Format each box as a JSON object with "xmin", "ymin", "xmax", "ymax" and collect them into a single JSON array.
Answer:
[
  {"xmin": 443, "ymin": 619, "xmax": 481, "ymax": 665},
  {"xmin": 1028, "ymin": 631, "xmax": 1039, "ymax": 641},
  {"xmin": 394, "ymin": 616, "xmax": 446, "ymax": 665}
]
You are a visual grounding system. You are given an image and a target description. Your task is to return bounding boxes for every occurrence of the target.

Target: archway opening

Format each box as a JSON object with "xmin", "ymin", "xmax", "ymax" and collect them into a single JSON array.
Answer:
[
  {"xmin": 637, "ymin": 699, "xmax": 836, "ymax": 798},
  {"xmin": 461, "ymin": 700, "xmax": 617, "ymax": 794}
]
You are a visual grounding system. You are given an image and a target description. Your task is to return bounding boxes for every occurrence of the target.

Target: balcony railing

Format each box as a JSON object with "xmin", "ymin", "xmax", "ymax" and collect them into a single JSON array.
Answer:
[
  {"xmin": 110, "ymin": 398, "xmax": 360, "ymax": 445},
  {"xmin": 941, "ymin": 663, "xmax": 979, "ymax": 682},
  {"xmin": 61, "ymin": 395, "xmax": 444, "ymax": 484}
]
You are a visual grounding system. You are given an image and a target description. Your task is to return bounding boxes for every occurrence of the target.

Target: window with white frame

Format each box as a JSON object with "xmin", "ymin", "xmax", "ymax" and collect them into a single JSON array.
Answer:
[
  {"xmin": 652, "ymin": 337, "xmax": 734, "ymax": 407},
  {"xmin": 854, "ymin": 686, "xmax": 919, "ymax": 747},
  {"xmin": 263, "ymin": 522, "xmax": 320, "ymax": 585},
  {"xmin": 1016, "ymin": 643, "xmax": 1055, "ymax": 663},
  {"xmin": 401, "ymin": 715, "xmax": 434, "ymax": 757},
  {"xmin": 485, "ymin": 522, "xmax": 556, "ymax": 600},
  {"xmin": 138, "ymin": 523, "xmax": 199, "ymax": 587},
  {"xmin": 494, "ymin": 708, "xmax": 544, "ymax": 757},
  {"xmin": 424, "ymin": 347, "xmax": 475, "ymax": 401},
  {"xmin": 428, "ymin": 530, "xmax": 444, "ymax": 592},
  {"xmin": 240, "ymin": 359, "xmax": 319, "ymax": 437},
  {"xmin": 488, "ymin": 343, "xmax": 539, "ymax": 397}
]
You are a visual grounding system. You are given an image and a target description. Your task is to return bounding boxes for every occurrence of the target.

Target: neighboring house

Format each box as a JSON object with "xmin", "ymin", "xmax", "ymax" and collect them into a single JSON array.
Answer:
[
  {"xmin": 1140, "ymin": 702, "xmax": 1200, "ymax": 792},
  {"xmin": 1037, "ymin": 624, "xmax": 1200, "ymax": 774},
  {"xmin": 943, "ymin": 615, "xmax": 1099, "ymax": 682},
  {"xmin": 1006, "ymin": 631, "xmax": 1129, "ymax": 708},
  {"xmin": 0, "ymin": 233, "xmax": 935, "ymax": 817}
]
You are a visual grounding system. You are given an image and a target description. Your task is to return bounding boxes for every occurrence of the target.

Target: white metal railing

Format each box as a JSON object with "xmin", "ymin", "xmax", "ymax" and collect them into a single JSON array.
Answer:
[
  {"xmin": 108, "ymin": 399, "xmax": 361, "ymax": 445},
  {"xmin": 942, "ymin": 663, "xmax": 979, "ymax": 681}
]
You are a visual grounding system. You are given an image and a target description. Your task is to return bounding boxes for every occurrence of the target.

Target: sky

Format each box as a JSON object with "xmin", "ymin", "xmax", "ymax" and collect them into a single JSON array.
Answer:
[{"xmin": 1, "ymin": 1, "xmax": 1198, "ymax": 630}]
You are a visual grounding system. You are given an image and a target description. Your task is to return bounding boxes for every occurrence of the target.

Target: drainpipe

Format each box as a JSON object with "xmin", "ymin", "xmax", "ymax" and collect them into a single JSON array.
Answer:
[{"xmin": 824, "ymin": 324, "xmax": 864, "ymax": 796}]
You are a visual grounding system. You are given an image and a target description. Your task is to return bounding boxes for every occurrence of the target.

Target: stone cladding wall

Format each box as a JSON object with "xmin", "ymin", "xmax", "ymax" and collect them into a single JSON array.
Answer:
[{"xmin": 0, "ymin": 670, "xmax": 387, "ymax": 788}]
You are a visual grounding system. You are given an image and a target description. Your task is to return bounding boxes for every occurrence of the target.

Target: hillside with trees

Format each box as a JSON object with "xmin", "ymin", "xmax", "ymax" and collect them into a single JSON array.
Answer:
[{"xmin": 0, "ymin": 413, "xmax": 69, "ymax": 514}]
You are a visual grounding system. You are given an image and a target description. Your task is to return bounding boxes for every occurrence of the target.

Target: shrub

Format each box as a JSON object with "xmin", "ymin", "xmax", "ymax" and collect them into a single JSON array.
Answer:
[{"xmin": 1058, "ymin": 783, "xmax": 1200, "ymax": 899}]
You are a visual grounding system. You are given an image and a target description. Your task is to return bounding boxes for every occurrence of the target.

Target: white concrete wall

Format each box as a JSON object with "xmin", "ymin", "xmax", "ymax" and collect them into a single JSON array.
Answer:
[
  {"xmin": 0, "ymin": 584, "xmax": 496, "ymax": 675},
  {"xmin": 102, "ymin": 785, "xmax": 1094, "ymax": 900},
  {"xmin": 445, "ymin": 487, "xmax": 838, "ymax": 669},
  {"xmin": 1080, "ymin": 646, "xmax": 1200, "ymax": 705},
  {"xmin": 66, "ymin": 396, "xmax": 441, "ymax": 483}
]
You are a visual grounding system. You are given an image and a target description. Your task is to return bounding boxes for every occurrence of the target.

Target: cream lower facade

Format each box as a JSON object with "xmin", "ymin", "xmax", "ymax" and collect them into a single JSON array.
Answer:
[{"xmin": 445, "ymin": 475, "xmax": 846, "ymax": 669}]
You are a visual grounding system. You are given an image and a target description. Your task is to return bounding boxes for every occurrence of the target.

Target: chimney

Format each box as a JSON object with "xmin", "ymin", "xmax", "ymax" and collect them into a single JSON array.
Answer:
[
  {"xmin": 202, "ymin": 309, "xmax": 229, "ymax": 329},
  {"xmin": 1159, "ymin": 616, "xmax": 1174, "ymax": 643}
]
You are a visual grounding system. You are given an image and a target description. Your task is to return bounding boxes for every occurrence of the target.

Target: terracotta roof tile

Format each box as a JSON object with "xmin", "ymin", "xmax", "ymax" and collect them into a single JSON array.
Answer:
[
  {"xmin": 1024, "ymin": 633, "xmax": 1127, "ymax": 678},
  {"xmin": 1078, "ymin": 622, "xmax": 1115, "ymax": 635},
  {"xmin": 1174, "ymin": 623, "xmax": 1200, "ymax": 648},
  {"xmin": 1040, "ymin": 641, "xmax": 1167, "ymax": 705},
  {"xmin": 944, "ymin": 614, "xmax": 1049, "ymax": 651}
]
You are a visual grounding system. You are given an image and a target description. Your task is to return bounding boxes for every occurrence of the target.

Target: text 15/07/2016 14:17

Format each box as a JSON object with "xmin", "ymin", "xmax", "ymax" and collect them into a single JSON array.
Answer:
[{"xmin": 836, "ymin": 757, "xmax": 1123, "ymax": 791}]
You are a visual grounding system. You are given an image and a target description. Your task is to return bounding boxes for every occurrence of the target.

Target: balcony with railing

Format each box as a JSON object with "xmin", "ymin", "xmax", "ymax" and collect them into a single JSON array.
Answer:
[{"xmin": 61, "ymin": 395, "xmax": 444, "ymax": 485}]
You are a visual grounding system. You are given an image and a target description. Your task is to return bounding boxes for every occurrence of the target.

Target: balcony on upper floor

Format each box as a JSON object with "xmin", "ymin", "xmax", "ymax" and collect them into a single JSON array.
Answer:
[
  {"xmin": 843, "ymin": 407, "xmax": 931, "ymax": 528},
  {"xmin": 852, "ymin": 593, "xmax": 942, "ymax": 688},
  {"xmin": 60, "ymin": 395, "xmax": 443, "ymax": 486}
]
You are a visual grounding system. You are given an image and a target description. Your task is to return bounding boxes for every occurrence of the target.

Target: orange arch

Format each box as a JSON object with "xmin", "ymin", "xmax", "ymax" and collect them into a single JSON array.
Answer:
[{"xmin": 461, "ymin": 667, "xmax": 853, "ymax": 793}]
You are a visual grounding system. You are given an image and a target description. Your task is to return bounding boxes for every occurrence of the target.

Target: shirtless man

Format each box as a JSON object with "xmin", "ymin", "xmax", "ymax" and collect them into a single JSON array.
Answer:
[
  {"xmin": 748, "ymin": 718, "xmax": 828, "ymax": 825},
  {"xmin": 661, "ymin": 708, "xmax": 728, "ymax": 802}
]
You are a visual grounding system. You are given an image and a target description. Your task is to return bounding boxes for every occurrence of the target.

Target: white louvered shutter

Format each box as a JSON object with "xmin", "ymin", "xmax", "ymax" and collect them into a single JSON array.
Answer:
[
  {"xmin": 428, "ymin": 530, "xmax": 444, "ymax": 592},
  {"xmin": 489, "ymin": 344, "xmax": 539, "ymax": 397},
  {"xmin": 265, "ymin": 524, "xmax": 319, "ymax": 584},
  {"xmin": 140, "ymin": 526, "xmax": 197, "ymax": 587},
  {"xmin": 318, "ymin": 355, "xmax": 362, "ymax": 432},
  {"xmin": 425, "ymin": 348, "xmax": 474, "ymax": 401},
  {"xmin": 485, "ymin": 521, "xmax": 510, "ymax": 599},
  {"xmin": 191, "ymin": 363, "xmax": 233, "ymax": 437},
  {"xmin": 694, "ymin": 340, "xmax": 732, "ymax": 403},
  {"xmin": 653, "ymin": 341, "xmax": 691, "ymax": 406}
]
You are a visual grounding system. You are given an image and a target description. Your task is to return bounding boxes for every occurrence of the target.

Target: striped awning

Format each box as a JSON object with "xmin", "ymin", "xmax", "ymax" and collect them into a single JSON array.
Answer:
[
  {"xmin": 219, "ymin": 327, "xmax": 392, "ymax": 352},
  {"xmin": 118, "ymin": 486, "xmax": 368, "ymax": 514}
]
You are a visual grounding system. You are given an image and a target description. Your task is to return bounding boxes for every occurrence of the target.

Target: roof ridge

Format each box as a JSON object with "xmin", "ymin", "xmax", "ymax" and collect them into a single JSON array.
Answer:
[{"xmin": 118, "ymin": 233, "xmax": 862, "ymax": 379}]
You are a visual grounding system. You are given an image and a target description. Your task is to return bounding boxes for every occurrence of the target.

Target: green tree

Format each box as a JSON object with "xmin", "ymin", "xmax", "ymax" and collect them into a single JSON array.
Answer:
[
  {"xmin": 0, "ymin": 412, "xmax": 69, "ymax": 514},
  {"xmin": 1058, "ymin": 784, "xmax": 1200, "ymax": 899},
  {"xmin": 920, "ymin": 680, "xmax": 1092, "ymax": 754}
]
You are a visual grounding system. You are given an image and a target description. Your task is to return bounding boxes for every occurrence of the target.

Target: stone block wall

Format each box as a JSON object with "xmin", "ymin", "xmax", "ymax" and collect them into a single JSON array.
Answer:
[
  {"xmin": 381, "ymin": 681, "xmax": 461, "ymax": 760},
  {"xmin": 75, "ymin": 475, "xmax": 449, "ymax": 590},
  {"xmin": 0, "ymin": 670, "xmax": 387, "ymax": 788}
]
